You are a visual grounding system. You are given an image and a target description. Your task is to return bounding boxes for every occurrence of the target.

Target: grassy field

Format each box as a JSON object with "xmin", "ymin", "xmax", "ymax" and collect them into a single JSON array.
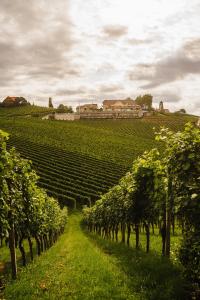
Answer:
[
  {"xmin": 0, "ymin": 106, "xmax": 197, "ymax": 207},
  {"xmin": 2, "ymin": 213, "xmax": 188, "ymax": 300},
  {"xmin": 0, "ymin": 105, "xmax": 54, "ymax": 117}
]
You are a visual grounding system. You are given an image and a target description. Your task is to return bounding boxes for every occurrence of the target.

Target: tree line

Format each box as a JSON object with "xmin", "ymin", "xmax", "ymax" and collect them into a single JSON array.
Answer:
[
  {"xmin": 83, "ymin": 123, "xmax": 200, "ymax": 297},
  {"xmin": 0, "ymin": 130, "xmax": 68, "ymax": 280}
]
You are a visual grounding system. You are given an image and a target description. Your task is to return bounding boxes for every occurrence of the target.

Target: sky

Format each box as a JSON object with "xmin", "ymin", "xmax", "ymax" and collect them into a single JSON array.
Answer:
[{"xmin": 0, "ymin": 0, "xmax": 200, "ymax": 115}]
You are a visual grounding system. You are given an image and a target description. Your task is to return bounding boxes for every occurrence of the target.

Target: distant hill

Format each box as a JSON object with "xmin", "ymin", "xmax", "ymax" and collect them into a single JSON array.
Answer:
[
  {"xmin": 0, "ymin": 110, "xmax": 197, "ymax": 207},
  {"xmin": 0, "ymin": 104, "xmax": 54, "ymax": 117}
]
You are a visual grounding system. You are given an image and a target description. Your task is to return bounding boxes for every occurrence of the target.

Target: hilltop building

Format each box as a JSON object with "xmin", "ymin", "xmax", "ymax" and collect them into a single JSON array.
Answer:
[
  {"xmin": 103, "ymin": 99, "xmax": 141, "ymax": 112},
  {"xmin": 0, "ymin": 96, "xmax": 29, "ymax": 107},
  {"xmin": 158, "ymin": 101, "xmax": 169, "ymax": 113},
  {"xmin": 73, "ymin": 98, "xmax": 143, "ymax": 119},
  {"xmin": 159, "ymin": 101, "xmax": 164, "ymax": 111},
  {"xmin": 76, "ymin": 104, "xmax": 98, "ymax": 113}
]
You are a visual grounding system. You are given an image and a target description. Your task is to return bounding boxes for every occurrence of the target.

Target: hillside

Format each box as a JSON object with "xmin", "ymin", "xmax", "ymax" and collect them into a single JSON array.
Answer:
[
  {"xmin": 0, "ymin": 106, "xmax": 197, "ymax": 207},
  {"xmin": 0, "ymin": 105, "xmax": 54, "ymax": 117}
]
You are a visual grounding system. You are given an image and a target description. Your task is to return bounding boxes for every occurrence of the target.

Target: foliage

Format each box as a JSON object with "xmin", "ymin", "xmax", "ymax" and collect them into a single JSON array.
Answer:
[
  {"xmin": 0, "ymin": 105, "xmax": 54, "ymax": 117},
  {"xmin": 0, "ymin": 111, "xmax": 196, "ymax": 207},
  {"xmin": 57, "ymin": 104, "xmax": 73, "ymax": 113},
  {"xmin": 83, "ymin": 123, "xmax": 200, "ymax": 296},
  {"xmin": 3, "ymin": 213, "xmax": 187, "ymax": 300},
  {"xmin": 156, "ymin": 123, "xmax": 200, "ymax": 294},
  {"xmin": 135, "ymin": 94, "xmax": 153, "ymax": 110},
  {"xmin": 0, "ymin": 130, "xmax": 68, "ymax": 279},
  {"xmin": 83, "ymin": 148, "xmax": 166, "ymax": 253},
  {"xmin": 48, "ymin": 98, "xmax": 53, "ymax": 108}
]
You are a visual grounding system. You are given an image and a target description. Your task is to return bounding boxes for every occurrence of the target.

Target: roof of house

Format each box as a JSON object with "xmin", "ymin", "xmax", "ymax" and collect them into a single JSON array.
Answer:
[
  {"xmin": 103, "ymin": 99, "xmax": 135, "ymax": 106},
  {"xmin": 79, "ymin": 104, "xmax": 98, "ymax": 108},
  {"xmin": 4, "ymin": 96, "xmax": 18, "ymax": 102},
  {"xmin": 3, "ymin": 96, "xmax": 27, "ymax": 102}
]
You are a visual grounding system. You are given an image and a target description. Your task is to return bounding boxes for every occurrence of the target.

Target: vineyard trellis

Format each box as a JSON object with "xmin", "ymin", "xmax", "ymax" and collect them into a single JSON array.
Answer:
[
  {"xmin": 83, "ymin": 123, "xmax": 200, "ymax": 294},
  {"xmin": 0, "ymin": 130, "xmax": 68, "ymax": 279},
  {"xmin": 0, "ymin": 111, "xmax": 196, "ymax": 208}
]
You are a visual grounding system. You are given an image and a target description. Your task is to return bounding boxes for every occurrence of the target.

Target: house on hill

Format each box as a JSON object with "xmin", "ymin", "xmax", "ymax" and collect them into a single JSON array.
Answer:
[
  {"xmin": 0, "ymin": 96, "xmax": 29, "ymax": 107},
  {"xmin": 76, "ymin": 104, "xmax": 98, "ymax": 113},
  {"xmin": 103, "ymin": 99, "xmax": 141, "ymax": 112}
]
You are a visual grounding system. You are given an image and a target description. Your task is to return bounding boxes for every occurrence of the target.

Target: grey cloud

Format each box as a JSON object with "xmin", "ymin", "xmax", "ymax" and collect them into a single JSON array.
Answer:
[
  {"xmin": 0, "ymin": 0, "xmax": 80, "ymax": 90},
  {"xmin": 96, "ymin": 63, "xmax": 116, "ymax": 74},
  {"xmin": 103, "ymin": 25, "xmax": 128, "ymax": 39},
  {"xmin": 56, "ymin": 87, "xmax": 87, "ymax": 96},
  {"xmin": 0, "ymin": 0, "xmax": 42, "ymax": 31},
  {"xmin": 56, "ymin": 83, "xmax": 124, "ymax": 98},
  {"xmin": 98, "ymin": 84, "xmax": 124, "ymax": 93},
  {"xmin": 128, "ymin": 39, "xmax": 200, "ymax": 89},
  {"xmin": 153, "ymin": 91, "xmax": 181, "ymax": 103},
  {"xmin": 127, "ymin": 38, "xmax": 153, "ymax": 46}
]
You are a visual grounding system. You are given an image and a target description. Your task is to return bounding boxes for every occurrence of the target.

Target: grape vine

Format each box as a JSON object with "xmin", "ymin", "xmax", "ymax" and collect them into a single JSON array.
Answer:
[
  {"xmin": 0, "ymin": 130, "xmax": 68, "ymax": 279},
  {"xmin": 83, "ymin": 123, "xmax": 200, "ymax": 295}
]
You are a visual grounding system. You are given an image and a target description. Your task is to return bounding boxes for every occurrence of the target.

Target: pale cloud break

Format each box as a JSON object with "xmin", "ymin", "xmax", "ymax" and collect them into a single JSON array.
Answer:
[{"xmin": 0, "ymin": 0, "xmax": 200, "ymax": 115}]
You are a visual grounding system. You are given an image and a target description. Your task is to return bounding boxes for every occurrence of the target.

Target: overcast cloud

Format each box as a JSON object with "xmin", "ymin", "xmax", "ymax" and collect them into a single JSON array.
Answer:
[
  {"xmin": 128, "ymin": 39, "xmax": 200, "ymax": 89},
  {"xmin": 0, "ymin": 0, "xmax": 200, "ymax": 115}
]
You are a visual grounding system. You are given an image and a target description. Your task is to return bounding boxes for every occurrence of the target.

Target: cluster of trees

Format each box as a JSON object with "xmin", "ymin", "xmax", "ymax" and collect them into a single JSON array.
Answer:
[
  {"xmin": 135, "ymin": 94, "xmax": 153, "ymax": 110},
  {"xmin": 48, "ymin": 98, "xmax": 73, "ymax": 113},
  {"xmin": 83, "ymin": 123, "xmax": 200, "ymax": 294},
  {"xmin": 0, "ymin": 130, "xmax": 68, "ymax": 279},
  {"xmin": 57, "ymin": 104, "xmax": 73, "ymax": 113}
]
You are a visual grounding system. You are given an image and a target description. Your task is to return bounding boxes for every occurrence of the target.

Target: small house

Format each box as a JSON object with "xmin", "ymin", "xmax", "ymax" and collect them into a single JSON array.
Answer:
[
  {"xmin": 76, "ymin": 104, "xmax": 98, "ymax": 113},
  {"xmin": 103, "ymin": 99, "xmax": 141, "ymax": 112}
]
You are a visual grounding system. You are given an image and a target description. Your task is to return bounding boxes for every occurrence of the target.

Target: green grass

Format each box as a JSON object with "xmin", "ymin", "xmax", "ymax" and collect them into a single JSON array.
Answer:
[
  {"xmin": 0, "ymin": 238, "xmax": 38, "ymax": 295},
  {"xmin": 0, "ymin": 105, "xmax": 54, "ymax": 117},
  {"xmin": 0, "ymin": 107, "xmax": 197, "ymax": 207},
  {"xmin": 3, "ymin": 213, "xmax": 188, "ymax": 300}
]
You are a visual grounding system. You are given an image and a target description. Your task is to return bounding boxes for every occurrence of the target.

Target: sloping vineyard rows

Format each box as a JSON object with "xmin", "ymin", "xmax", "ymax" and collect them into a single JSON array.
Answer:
[
  {"xmin": 77, "ymin": 116, "xmax": 195, "ymax": 138},
  {"xmin": 0, "ymin": 105, "xmax": 54, "ymax": 117},
  {"xmin": 0, "ymin": 118, "xmax": 156, "ymax": 167},
  {"xmin": 0, "ymin": 114, "xmax": 196, "ymax": 169},
  {"xmin": 7, "ymin": 136, "xmax": 127, "ymax": 207}
]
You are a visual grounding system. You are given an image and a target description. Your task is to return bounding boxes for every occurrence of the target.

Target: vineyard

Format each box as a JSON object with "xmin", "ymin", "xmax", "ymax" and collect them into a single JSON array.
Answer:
[
  {"xmin": 0, "ymin": 130, "xmax": 68, "ymax": 282},
  {"xmin": 83, "ymin": 123, "xmax": 200, "ymax": 297},
  {"xmin": 0, "ymin": 106, "xmax": 199, "ymax": 299},
  {"xmin": 0, "ymin": 107, "xmax": 197, "ymax": 208},
  {"xmin": 0, "ymin": 105, "xmax": 54, "ymax": 118}
]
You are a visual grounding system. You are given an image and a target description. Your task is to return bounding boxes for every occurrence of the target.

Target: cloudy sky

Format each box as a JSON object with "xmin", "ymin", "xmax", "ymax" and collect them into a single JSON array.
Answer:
[{"xmin": 0, "ymin": 0, "xmax": 200, "ymax": 114}]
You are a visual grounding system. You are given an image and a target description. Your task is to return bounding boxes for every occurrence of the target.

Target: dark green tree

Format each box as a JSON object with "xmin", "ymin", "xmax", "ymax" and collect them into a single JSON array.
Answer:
[
  {"xmin": 57, "ymin": 104, "xmax": 73, "ymax": 113},
  {"xmin": 135, "ymin": 94, "xmax": 153, "ymax": 110}
]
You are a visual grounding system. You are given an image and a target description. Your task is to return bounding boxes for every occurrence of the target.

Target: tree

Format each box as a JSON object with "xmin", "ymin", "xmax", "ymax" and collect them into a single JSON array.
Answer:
[
  {"xmin": 135, "ymin": 94, "xmax": 153, "ymax": 110},
  {"xmin": 57, "ymin": 104, "xmax": 73, "ymax": 113},
  {"xmin": 49, "ymin": 97, "xmax": 54, "ymax": 108},
  {"xmin": 156, "ymin": 123, "xmax": 200, "ymax": 292},
  {"xmin": 0, "ymin": 130, "xmax": 68, "ymax": 279}
]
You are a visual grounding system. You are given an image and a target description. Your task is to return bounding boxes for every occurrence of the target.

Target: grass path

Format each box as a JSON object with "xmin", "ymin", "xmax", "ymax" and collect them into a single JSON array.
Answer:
[
  {"xmin": 4, "ymin": 213, "xmax": 187, "ymax": 300},
  {"xmin": 4, "ymin": 213, "xmax": 138, "ymax": 300}
]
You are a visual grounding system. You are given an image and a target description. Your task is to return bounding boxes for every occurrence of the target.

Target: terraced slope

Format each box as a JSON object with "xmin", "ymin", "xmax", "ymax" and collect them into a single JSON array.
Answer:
[
  {"xmin": 0, "ymin": 107, "xmax": 196, "ymax": 207},
  {"xmin": 0, "ymin": 105, "xmax": 54, "ymax": 117},
  {"xmin": 8, "ymin": 136, "xmax": 126, "ymax": 207}
]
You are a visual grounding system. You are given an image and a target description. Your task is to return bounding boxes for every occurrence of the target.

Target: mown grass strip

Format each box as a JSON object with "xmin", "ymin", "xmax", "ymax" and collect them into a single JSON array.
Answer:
[{"xmin": 4, "ymin": 213, "xmax": 138, "ymax": 300}]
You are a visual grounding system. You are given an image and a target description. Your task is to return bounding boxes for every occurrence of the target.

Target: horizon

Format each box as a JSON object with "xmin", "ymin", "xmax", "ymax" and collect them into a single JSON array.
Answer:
[
  {"xmin": 0, "ymin": 95, "xmax": 194, "ymax": 114},
  {"xmin": 0, "ymin": 0, "xmax": 200, "ymax": 115}
]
